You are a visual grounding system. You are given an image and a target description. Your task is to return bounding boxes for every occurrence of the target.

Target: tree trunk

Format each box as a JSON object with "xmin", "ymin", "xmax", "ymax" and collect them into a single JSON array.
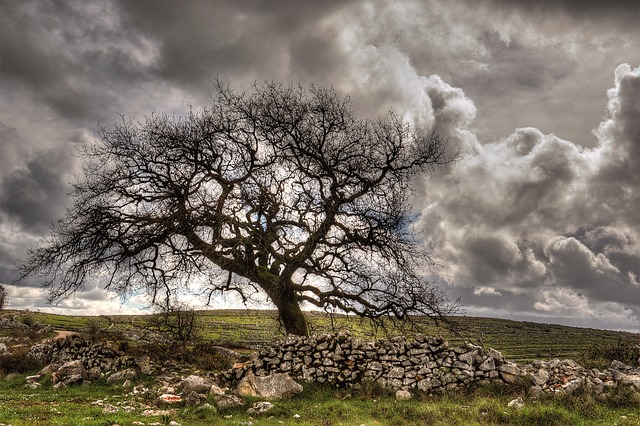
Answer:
[{"xmin": 271, "ymin": 287, "xmax": 308, "ymax": 336}]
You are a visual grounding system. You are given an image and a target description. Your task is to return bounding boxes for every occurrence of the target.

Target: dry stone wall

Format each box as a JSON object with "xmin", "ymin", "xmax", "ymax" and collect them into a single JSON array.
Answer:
[
  {"xmin": 28, "ymin": 335, "xmax": 134, "ymax": 374},
  {"xmin": 219, "ymin": 333, "xmax": 508, "ymax": 393},
  {"xmin": 25, "ymin": 333, "xmax": 640, "ymax": 400},
  {"xmin": 218, "ymin": 333, "xmax": 640, "ymax": 399}
]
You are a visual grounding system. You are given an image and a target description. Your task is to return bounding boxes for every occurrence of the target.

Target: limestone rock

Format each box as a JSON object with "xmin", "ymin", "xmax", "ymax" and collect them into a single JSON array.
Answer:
[
  {"xmin": 247, "ymin": 401, "xmax": 275, "ymax": 414},
  {"xmin": 507, "ymin": 397, "xmax": 524, "ymax": 410},
  {"xmin": 498, "ymin": 363, "xmax": 521, "ymax": 384},
  {"xmin": 107, "ymin": 368, "xmax": 137, "ymax": 385},
  {"xmin": 529, "ymin": 369, "xmax": 549, "ymax": 386},
  {"xmin": 395, "ymin": 389, "xmax": 412, "ymax": 401},
  {"xmin": 215, "ymin": 394, "xmax": 244, "ymax": 409},
  {"xmin": 179, "ymin": 374, "xmax": 214, "ymax": 394},
  {"xmin": 157, "ymin": 394, "xmax": 182, "ymax": 405},
  {"xmin": 237, "ymin": 372, "xmax": 303, "ymax": 400},
  {"xmin": 134, "ymin": 356, "xmax": 155, "ymax": 375},
  {"xmin": 52, "ymin": 360, "xmax": 86, "ymax": 385},
  {"xmin": 209, "ymin": 383, "xmax": 226, "ymax": 396}
]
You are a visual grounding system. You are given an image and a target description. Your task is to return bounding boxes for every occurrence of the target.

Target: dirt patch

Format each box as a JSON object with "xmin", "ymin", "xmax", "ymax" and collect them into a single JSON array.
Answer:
[{"xmin": 52, "ymin": 330, "xmax": 78, "ymax": 340}]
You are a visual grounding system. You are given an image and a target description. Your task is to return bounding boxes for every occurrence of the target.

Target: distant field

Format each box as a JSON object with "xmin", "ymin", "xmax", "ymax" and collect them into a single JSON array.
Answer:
[{"xmin": 4, "ymin": 309, "xmax": 638, "ymax": 364}]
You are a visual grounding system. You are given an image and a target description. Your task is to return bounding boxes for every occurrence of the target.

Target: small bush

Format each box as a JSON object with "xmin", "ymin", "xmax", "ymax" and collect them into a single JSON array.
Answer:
[
  {"xmin": 17, "ymin": 313, "xmax": 36, "ymax": 328},
  {"xmin": 580, "ymin": 339, "xmax": 639, "ymax": 369},
  {"xmin": 82, "ymin": 317, "xmax": 109, "ymax": 342},
  {"xmin": 0, "ymin": 346, "xmax": 43, "ymax": 374},
  {"xmin": 145, "ymin": 302, "xmax": 202, "ymax": 346},
  {"xmin": 601, "ymin": 385, "xmax": 640, "ymax": 409},
  {"xmin": 132, "ymin": 341, "xmax": 245, "ymax": 371}
]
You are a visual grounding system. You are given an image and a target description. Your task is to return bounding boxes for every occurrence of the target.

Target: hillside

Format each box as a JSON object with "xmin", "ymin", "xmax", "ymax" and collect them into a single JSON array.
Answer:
[{"xmin": 3, "ymin": 309, "xmax": 638, "ymax": 365}]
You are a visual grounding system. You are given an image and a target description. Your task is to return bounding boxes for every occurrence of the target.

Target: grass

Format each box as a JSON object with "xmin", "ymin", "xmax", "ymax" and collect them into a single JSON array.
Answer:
[
  {"xmin": 7, "ymin": 309, "xmax": 638, "ymax": 365},
  {"xmin": 0, "ymin": 375, "xmax": 638, "ymax": 426},
  {"xmin": 0, "ymin": 309, "xmax": 639, "ymax": 425}
]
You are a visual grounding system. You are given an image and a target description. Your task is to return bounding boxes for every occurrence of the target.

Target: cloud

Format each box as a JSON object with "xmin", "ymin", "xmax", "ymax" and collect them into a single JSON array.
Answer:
[
  {"xmin": 417, "ymin": 64, "xmax": 640, "ymax": 325},
  {"xmin": 2, "ymin": 283, "xmax": 144, "ymax": 316},
  {"xmin": 0, "ymin": 0, "xmax": 637, "ymax": 329},
  {"xmin": 473, "ymin": 287, "xmax": 502, "ymax": 297},
  {"xmin": 0, "ymin": 145, "xmax": 78, "ymax": 234}
]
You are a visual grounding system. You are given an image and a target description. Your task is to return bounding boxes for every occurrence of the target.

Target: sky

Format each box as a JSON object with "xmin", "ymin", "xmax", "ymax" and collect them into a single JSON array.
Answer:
[{"xmin": 0, "ymin": 0, "xmax": 638, "ymax": 331}]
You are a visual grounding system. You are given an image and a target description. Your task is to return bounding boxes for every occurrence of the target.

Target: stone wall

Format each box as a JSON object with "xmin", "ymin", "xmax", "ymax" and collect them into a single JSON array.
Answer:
[
  {"xmin": 218, "ymin": 333, "xmax": 640, "ymax": 398},
  {"xmin": 28, "ymin": 335, "xmax": 133, "ymax": 374},
  {"xmin": 26, "ymin": 332, "xmax": 640, "ymax": 399},
  {"xmin": 219, "ymin": 333, "xmax": 507, "ymax": 393}
]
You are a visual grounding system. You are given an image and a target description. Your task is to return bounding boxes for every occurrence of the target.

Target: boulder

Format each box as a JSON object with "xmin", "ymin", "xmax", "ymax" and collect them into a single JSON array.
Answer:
[
  {"xmin": 87, "ymin": 366, "xmax": 102, "ymax": 379},
  {"xmin": 134, "ymin": 356, "xmax": 155, "ymax": 375},
  {"xmin": 52, "ymin": 360, "xmax": 86, "ymax": 385},
  {"xmin": 215, "ymin": 394, "xmax": 244, "ymax": 409},
  {"xmin": 395, "ymin": 389, "xmax": 412, "ymax": 401},
  {"xmin": 498, "ymin": 363, "xmax": 522, "ymax": 384},
  {"xmin": 107, "ymin": 368, "xmax": 137, "ymax": 385},
  {"xmin": 529, "ymin": 369, "xmax": 549, "ymax": 386},
  {"xmin": 183, "ymin": 390, "xmax": 207, "ymax": 406},
  {"xmin": 479, "ymin": 357, "xmax": 496, "ymax": 371},
  {"xmin": 209, "ymin": 383, "xmax": 226, "ymax": 396},
  {"xmin": 237, "ymin": 372, "xmax": 303, "ymax": 400},
  {"xmin": 179, "ymin": 374, "xmax": 214, "ymax": 394}
]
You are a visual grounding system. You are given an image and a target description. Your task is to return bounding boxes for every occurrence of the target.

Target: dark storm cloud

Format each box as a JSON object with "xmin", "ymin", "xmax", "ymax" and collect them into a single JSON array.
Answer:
[
  {"xmin": 0, "ymin": 0, "xmax": 162, "ymax": 123},
  {"xmin": 471, "ymin": 34, "xmax": 575, "ymax": 94},
  {"xmin": 591, "ymin": 65, "xmax": 640, "ymax": 227},
  {"xmin": 114, "ymin": 0, "xmax": 353, "ymax": 86},
  {"xmin": 0, "ymin": 147, "xmax": 74, "ymax": 233},
  {"xmin": 487, "ymin": 0, "xmax": 639, "ymax": 30},
  {"xmin": 0, "ymin": 0, "xmax": 637, "ymax": 326},
  {"xmin": 418, "ymin": 65, "xmax": 640, "ymax": 324}
]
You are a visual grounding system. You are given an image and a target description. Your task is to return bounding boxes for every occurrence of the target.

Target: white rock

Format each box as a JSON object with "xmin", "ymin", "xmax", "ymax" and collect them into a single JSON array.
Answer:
[{"xmin": 507, "ymin": 397, "xmax": 524, "ymax": 410}]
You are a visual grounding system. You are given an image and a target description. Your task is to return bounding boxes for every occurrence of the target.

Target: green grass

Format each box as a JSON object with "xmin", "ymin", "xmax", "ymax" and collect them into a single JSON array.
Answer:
[
  {"xmin": 1, "ymin": 309, "xmax": 639, "ymax": 425},
  {"xmin": 10, "ymin": 308, "xmax": 637, "ymax": 365},
  {"xmin": 0, "ymin": 375, "xmax": 638, "ymax": 426}
]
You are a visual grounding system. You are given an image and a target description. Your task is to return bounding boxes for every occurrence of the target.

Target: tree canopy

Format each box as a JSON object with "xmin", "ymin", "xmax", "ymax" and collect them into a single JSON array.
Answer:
[{"xmin": 20, "ymin": 81, "xmax": 459, "ymax": 336}]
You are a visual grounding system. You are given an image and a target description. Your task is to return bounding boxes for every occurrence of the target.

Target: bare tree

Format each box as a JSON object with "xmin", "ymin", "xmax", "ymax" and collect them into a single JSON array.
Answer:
[
  {"xmin": 146, "ymin": 300, "xmax": 201, "ymax": 345},
  {"xmin": 0, "ymin": 285, "xmax": 6, "ymax": 311},
  {"xmin": 19, "ymin": 80, "xmax": 459, "ymax": 336}
]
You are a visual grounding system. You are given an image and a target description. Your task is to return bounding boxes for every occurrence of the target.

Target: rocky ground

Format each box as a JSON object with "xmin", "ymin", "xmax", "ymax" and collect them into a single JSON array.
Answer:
[{"xmin": 1, "ymin": 315, "xmax": 639, "ymax": 424}]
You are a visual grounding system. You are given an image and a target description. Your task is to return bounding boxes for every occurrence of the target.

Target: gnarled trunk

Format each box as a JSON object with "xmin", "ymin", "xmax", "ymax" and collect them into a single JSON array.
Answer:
[
  {"xmin": 276, "ymin": 296, "xmax": 308, "ymax": 336},
  {"xmin": 267, "ymin": 283, "xmax": 308, "ymax": 336}
]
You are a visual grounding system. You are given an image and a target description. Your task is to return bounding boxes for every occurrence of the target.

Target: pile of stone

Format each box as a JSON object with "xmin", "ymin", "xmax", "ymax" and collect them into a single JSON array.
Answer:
[
  {"xmin": 28, "ymin": 335, "xmax": 134, "ymax": 375},
  {"xmin": 18, "ymin": 332, "xmax": 640, "ymax": 403},
  {"xmin": 217, "ymin": 333, "xmax": 640, "ymax": 400},
  {"xmin": 518, "ymin": 358, "xmax": 640, "ymax": 399},
  {"xmin": 217, "ymin": 333, "xmax": 509, "ymax": 393},
  {"xmin": 0, "ymin": 315, "xmax": 53, "ymax": 334}
]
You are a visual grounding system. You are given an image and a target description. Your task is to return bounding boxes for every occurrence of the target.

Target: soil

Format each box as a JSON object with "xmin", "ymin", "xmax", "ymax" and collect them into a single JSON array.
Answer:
[{"xmin": 52, "ymin": 330, "xmax": 78, "ymax": 340}]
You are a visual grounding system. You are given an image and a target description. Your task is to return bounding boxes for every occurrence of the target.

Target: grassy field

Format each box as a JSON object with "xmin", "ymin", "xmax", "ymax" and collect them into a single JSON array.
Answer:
[
  {"xmin": 0, "ymin": 374, "xmax": 639, "ymax": 425},
  {"xmin": 1, "ymin": 309, "xmax": 639, "ymax": 425},
  {"xmin": 7, "ymin": 308, "xmax": 638, "ymax": 364}
]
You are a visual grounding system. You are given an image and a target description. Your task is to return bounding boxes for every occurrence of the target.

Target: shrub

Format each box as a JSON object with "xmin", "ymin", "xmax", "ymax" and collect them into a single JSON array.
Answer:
[
  {"xmin": 0, "ymin": 346, "xmax": 43, "ymax": 375},
  {"xmin": 145, "ymin": 302, "xmax": 202, "ymax": 346},
  {"xmin": 580, "ymin": 339, "xmax": 639, "ymax": 369},
  {"xmin": 132, "ymin": 341, "xmax": 246, "ymax": 371},
  {"xmin": 81, "ymin": 317, "xmax": 111, "ymax": 342},
  {"xmin": 18, "ymin": 312, "xmax": 35, "ymax": 328}
]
